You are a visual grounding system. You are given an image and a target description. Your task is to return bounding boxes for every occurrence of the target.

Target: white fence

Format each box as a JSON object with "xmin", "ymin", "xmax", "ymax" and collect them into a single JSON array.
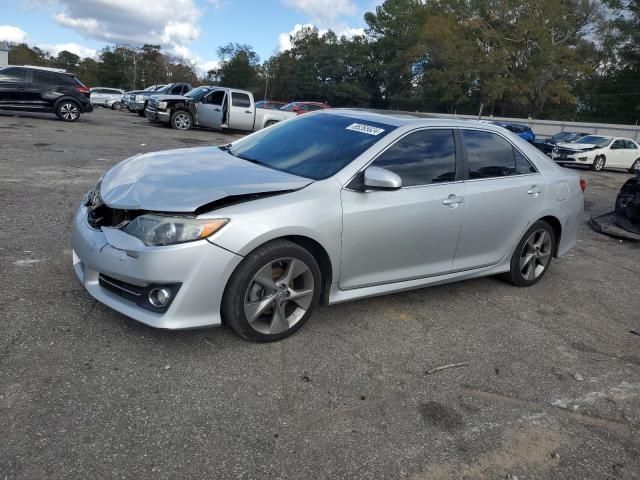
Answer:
[{"xmin": 364, "ymin": 109, "xmax": 640, "ymax": 140}]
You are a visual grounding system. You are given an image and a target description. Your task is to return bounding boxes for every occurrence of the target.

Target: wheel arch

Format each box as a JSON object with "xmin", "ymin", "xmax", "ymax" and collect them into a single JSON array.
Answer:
[
  {"xmin": 537, "ymin": 215, "xmax": 562, "ymax": 257},
  {"xmin": 53, "ymin": 96, "xmax": 81, "ymax": 110}
]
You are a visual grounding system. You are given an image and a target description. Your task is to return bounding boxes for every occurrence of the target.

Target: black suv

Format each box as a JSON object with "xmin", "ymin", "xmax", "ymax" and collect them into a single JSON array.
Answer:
[{"xmin": 0, "ymin": 66, "xmax": 93, "ymax": 122}]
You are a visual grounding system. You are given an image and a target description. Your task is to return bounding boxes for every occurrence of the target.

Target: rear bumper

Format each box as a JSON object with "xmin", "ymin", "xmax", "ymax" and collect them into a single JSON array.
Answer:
[{"xmin": 71, "ymin": 203, "xmax": 243, "ymax": 329}]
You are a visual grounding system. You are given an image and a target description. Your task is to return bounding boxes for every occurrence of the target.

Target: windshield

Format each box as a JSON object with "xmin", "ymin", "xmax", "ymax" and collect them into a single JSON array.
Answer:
[
  {"xmin": 156, "ymin": 84, "xmax": 174, "ymax": 93},
  {"xmin": 228, "ymin": 113, "xmax": 397, "ymax": 180},
  {"xmin": 551, "ymin": 132, "xmax": 576, "ymax": 141},
  {"xmin": 574, "ymin": 135, "xmax": 612, "ymax": 148},
  {"xmin": 281, "ymin": 103, "xmax": 298, "ymax": 111},
  {"xmin": 185, "ymin": 86, "xmax": 211, "ymax": 100}
]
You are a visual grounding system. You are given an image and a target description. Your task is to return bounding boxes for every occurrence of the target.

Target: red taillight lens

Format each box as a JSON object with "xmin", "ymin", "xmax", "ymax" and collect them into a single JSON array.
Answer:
[
  {"xmin": 75, "ymin": 86, "xmax": 90, "ymax": 94},
  {"xmin": 580, "ymin": 179, "xmax": 586, "ymax": 192}
]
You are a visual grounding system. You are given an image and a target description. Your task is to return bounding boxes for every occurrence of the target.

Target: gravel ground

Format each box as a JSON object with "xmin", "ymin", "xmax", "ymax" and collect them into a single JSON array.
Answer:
[{"xmin": 1, "ymin": 108, "xmax": 639, "ymax": 480}]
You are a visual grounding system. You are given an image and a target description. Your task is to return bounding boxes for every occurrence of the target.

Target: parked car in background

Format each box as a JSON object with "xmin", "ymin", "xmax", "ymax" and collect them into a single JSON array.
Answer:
[
  {"xmin": 129, "ymin": 82, "xmax": 192, "ymax": 116},
  {"xmin": 534, "ymin": 131, "xmax": 590, "ymax": 156},
  {"xmin": 72, "ymin": 111, "xmax": 584, "ymax": 342},
  {"xmin": 255, "ymin": 100, "xmax": 288, "ymax": 110},
  {"xmin": 552, "ymin": 135, "xmax": 640, "ymax": 172},
  {"xmin": 281, "ymin": 101, "xmax": 331, "ymax": 115},
  {"xmin": 490, "ymin": 121, "xmax": 535, "ymax": 142},
  {"xmin": 0, "ymin": 65, "xmax": 92, "ymax": 121},
  {"xmin": 146, "ymin": 86, "xmax": 296, "ymax": 131},
  {"xmin": 90, "ymin": 87, "xmax": 124, "ymax": 109},
  {"xmin": 122, "ymin": 84, "xmax": 166, "ymax": 111}
]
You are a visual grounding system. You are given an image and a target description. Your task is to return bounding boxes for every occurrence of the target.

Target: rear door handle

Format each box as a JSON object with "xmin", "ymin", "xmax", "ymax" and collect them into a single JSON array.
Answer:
[
  {"xmin": 527, "ymin": 186, "xmax": 542, "ymax": 195},
  {"xmin": 442, "ymin": 194, "xmax": 464, "ymax": 206}
]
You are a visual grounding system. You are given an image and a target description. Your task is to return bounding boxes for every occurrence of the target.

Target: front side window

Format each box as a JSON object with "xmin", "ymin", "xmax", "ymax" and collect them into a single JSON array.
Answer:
[
  {"xmin": 372, "ymin": 129, "xmax": 456, "ymax": 186},
  {"xmin": 612, "ymin": 139, "xmax": 626, "ymax": 149},
  {"xmin": 0, "ymin": 68, "xmax": 27, "ymax": 83},
  {"xmin": 206, "ymin": 90, "xmax": 225, "ymax": 105},
  {"xmin": 462, "ymin": 130, "xmax": 536, "ymax": 179},
  {"xmin": 232, "ymin": 92, "xmax": 251, "ymax": 108},
  {"xmin": 228, "ymin": 113, "xmax": 396, "ymax": 180}
]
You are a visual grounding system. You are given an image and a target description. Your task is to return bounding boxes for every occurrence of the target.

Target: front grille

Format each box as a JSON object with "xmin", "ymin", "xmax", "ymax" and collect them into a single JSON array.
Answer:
[
  {"xmin": 85, "ymin": 187, "xmax": 142, "ymax": 229},
  {"xmin": 555, "ymin": 147, "xmax": 579, "ymax": 156},
  {"xmin": 147, "ymin": 99, "xmax": 157, "ymax": 112},
  {"xmin": 99, "ymin": 274, "xmax": 145, "ymax": 303}
]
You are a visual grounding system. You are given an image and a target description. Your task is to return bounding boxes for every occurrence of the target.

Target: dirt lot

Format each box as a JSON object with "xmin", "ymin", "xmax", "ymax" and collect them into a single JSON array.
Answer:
[{"xmin": 1, "ymin": 108, "xmax": 639, "ymax": 480}]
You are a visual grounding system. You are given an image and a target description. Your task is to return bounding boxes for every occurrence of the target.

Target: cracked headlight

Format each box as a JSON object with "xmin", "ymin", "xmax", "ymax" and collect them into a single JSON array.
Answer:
[{"xmin": 123, "ymin": 215, "xmax": 228, "ymax": 246}]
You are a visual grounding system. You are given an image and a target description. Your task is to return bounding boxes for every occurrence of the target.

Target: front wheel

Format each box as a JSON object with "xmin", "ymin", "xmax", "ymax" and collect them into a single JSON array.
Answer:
[
  {"xmin": 221, "ymin": 240, "xmax": 322, "ymax": 342},
  {"xmin": 629, "ymin": 159, "xmax": 640, "ymax": 173},
  {"xmin": 592, "ymin": 156, "xmax": 605, "ymax": 171},
  {"xmin": 137, "ymin": 105, "xmax": 146, "ymax": 117},
  {"xmin": 111, "ymin": 101, "xmax": 122, "ymax": 110},
  {"xmin": 56, "ymin": 101, "xmax": 81, "ymax": 122},
  {"xmin": 170, "ymin": 110, "xmax": 193, "ymax": 130},
  {"xmin": 504, "ymin": 220, "xmax": 555, "ymax": 287}
]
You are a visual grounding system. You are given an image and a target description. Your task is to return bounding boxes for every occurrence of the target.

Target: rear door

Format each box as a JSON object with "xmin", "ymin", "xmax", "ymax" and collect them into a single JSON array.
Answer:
[
  {"xmin": 625, "ymin": 140, "xmax": 640, "ymax": 168},
  {"xmin": 228, "ymin": 91, "xmax": 254, "ymax": 131},
  {"xmin": 196, "ymin": 89, "xmax": 225, "ymax": 129},
  {"xmin": 452, "ymin": 129, "xmax": 545, "ymax": 271},
  {"xmin": 0, "ymin": 67, "xmax": 30, "ymax": 108},
  {"xmin": 340, "ymin": 128, "xmax": 465, "ymax": 289}
]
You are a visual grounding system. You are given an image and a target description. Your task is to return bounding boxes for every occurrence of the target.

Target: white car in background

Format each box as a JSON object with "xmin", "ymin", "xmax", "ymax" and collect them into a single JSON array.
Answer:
[
  {"xmin": 90, "ymin": 87, "xmax": 124, "ymax": 110},
  {"xmin": 552, "ymin": 135, "xmax": 640, "ymax": 172}
]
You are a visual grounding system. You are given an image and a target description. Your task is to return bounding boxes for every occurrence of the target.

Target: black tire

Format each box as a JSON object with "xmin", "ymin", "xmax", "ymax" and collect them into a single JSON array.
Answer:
[
  {"xmin": 55, "ymin": 100, "xmax": 81, "ymax": 122},
  {"xmin": 137, "ymin": 105, "xmax": 146, "ymax": 117},
  {"xmin": 111, "ymin": 101, "xmax": 121, "ymax": 110},
  {"xmin": 591, "ymin": 155, "xmax": 605, "ymax": 171},
  {"xmin": 629, "ymin": 159, "xmax": 640, "ymax": 173},
  {"xmin": 264, "ymin": 120, "xmax": 278, "ymax": 128},
  {"xmin": 170, "ymin": 110, "xmax": 193, "ymax": 130},
  {"xmin": 504, "ymin": 220, "xmax": 556, "ymax": 287},
  {"xmin": 221, "ymin": 240, "xmax": 322, "ymax": 342}
]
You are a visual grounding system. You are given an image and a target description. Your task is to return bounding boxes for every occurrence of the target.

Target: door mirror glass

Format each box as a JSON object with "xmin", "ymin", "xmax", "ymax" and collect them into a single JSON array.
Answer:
[{"xmin": 364, "ymin": 167, "xmax": 402, "ymax": 190}]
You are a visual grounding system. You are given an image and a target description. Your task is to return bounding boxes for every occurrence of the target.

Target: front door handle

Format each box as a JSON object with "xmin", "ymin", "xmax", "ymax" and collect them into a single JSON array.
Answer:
[
  {"xmin": 442, "ymin": 194, "xmax": 464, "ymax": 206},
  {"xmin": 527, "ymin": 186, "xmax": 542, "ymax": 196},
  {"xmin": 245, "ymin": 110, "xmax": 252, "ymax": 114},
  {"xmin": 214, "ymin": 107, "xmax": 221, "ymax": 112}
]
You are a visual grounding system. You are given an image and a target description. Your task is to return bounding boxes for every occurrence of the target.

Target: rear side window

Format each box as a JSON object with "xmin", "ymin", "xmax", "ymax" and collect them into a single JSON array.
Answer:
[
  {"xmin": 625, "ymin": 140, "xmax": 638, "ymax": 149},
  {"xmin": 33, "ymin": 70, "xmax": 63, "ymax": 85},
  {"xmin": 232, "ymin": 92, "xmax": 251, "ymax": 108},
  {"xmin": 462, "ymin": 130, "xmax": 536, "ymax": 178},
  {"xmin": 0, "ymin": 67, "xmax": 27, "ymax": 82},
  {"xmin": 372, "ymin": 129, "xmax": 456, "ymax": 186}
]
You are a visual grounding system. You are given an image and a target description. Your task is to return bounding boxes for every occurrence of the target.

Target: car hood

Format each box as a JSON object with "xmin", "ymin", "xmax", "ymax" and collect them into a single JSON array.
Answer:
[
  {"xmin": 556, "ymin": 142, "xmax": 599, "ymax": 150},
  {"xmin": 149, "ymin": 94, "xmax": 192, "ymax": 102},
  {"xmin": 100, "ymin": 146, "xmax": 313, "ymax": 212}
]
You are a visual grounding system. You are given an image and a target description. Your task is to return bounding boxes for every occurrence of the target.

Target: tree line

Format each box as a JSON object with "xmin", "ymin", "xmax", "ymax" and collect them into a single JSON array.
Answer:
[{"xmin": 7, "ymin": 0, "xmax": 640, "ymax": 123}]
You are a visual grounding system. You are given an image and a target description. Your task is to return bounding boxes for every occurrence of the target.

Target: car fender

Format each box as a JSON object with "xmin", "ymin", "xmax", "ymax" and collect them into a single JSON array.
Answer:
[{"xmin": 53, "ymin": 95, "xmax": 81, "ymax": 109}]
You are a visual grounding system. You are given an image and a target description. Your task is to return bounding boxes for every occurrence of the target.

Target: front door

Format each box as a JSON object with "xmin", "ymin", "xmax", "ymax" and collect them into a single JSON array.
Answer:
[
  {"xmin": 608, "ymin": 139, "xmax": 628, "ymax": 168},
  {"xmin": 453, "ymin": 129, "xmax": 546, "ymax": 270},
  {"xmin": 197, "ymin": 89, "xmax": 225, "ymax": 129},
  {"xmin": 0, "ymin": 67, "xmax": 30, "ymax": 109},
  {"xmin": 340, "ymin": 128, "xmax": 465, "ymax": 289}
]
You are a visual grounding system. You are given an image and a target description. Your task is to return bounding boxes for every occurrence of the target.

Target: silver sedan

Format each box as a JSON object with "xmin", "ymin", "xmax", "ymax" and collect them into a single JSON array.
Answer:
[{"xmin": 72, "ymin": 110, "xmax": 584, "ymax": 342}]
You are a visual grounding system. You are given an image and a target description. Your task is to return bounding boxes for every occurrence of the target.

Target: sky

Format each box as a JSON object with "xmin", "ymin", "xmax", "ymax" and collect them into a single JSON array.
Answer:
[{"xmin": 0, "ymin": 0, "xmax": 383, "ymax": 74}]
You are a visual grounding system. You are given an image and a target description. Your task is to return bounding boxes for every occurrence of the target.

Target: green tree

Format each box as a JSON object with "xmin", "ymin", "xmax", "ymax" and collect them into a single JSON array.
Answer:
[{"xmin": 215, "ymin": 43, "xmax": 260, "ymax": 90}]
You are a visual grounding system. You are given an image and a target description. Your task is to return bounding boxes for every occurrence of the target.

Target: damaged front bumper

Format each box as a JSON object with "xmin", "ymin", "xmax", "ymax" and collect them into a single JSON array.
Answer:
[{"xmin": 71, "ymin": 203, "xmax": 243, "ymax": 329}]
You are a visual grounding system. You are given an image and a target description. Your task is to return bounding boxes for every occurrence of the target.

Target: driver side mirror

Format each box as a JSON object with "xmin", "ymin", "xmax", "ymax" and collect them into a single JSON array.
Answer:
[{"xmin": 364, "ymin": 167, "xmax": 402, "ymax": 190}]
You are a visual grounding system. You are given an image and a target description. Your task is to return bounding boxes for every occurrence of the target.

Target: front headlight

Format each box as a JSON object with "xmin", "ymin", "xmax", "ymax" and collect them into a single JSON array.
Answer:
[
  {"xmin": 157, "ymin": 101, "xmax": 168, "ymax": 110},
  {"xmin": 135, "ymin": 94, "xmax": 144, "ymax": 102},
  {"xmin": 123, "ymin": 215, "xmax": 228, "ymax": 246}
]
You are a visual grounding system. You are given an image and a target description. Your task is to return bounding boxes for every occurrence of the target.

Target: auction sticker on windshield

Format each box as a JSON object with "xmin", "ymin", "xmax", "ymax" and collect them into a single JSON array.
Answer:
[{"xmin": 346, "ymin": 123, "xmax": 386, "ymax": 135}]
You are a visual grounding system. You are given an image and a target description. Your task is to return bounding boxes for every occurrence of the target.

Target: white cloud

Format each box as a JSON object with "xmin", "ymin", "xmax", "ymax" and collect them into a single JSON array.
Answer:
[
  {"xmin": 277, "ymin": 23, "xmax": 365, "ymax": 52},
  {"xmin": 0, "ymin": 25, "xmax": 28, "ymax": 43},
  {"xmin": 282, "ymin": 0, "xmax": 357, "ymax": 26},
  {"xmin": 39, "ymin": 42, "xmax": 98, "ymax": 59},
  {"xmin": 44, "ymin": 0, "xmax": 201, "ymax": 54}
]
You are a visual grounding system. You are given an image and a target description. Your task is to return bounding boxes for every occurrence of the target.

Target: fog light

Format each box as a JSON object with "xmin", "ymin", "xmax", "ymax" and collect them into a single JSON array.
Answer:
[
  {"xmin": 148, "ymin": 287, "xmax": 171, "ymax": 308},
  {"xmin": 578, "ymin": 157, "xmax": 588, "ymax": 161}
]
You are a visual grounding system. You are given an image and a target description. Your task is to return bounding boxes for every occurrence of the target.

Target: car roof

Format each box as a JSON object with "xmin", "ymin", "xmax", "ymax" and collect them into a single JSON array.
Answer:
[{"xmin": 322, "ymin": 109, "xmax": 531, "ymax": 132}]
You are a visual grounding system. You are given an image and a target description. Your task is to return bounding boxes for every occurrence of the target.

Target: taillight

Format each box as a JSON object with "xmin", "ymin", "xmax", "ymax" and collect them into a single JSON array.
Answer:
[
  {"xmin": 75, "ymin": 86, "xmax": 90, "ymax": 94},
  {"xmin": 580, "ymin": 179, "xmax": 586, "ymax": 192}
]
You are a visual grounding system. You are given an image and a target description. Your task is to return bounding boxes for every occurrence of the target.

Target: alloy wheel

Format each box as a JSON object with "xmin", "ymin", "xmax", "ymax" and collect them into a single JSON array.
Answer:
[
  {"xmin": 632, "ymin": 159, "xmax": 640, "ymax": 172},
  {"xmin": 243, "ymin": 258, "xmax": 315, "ymax": 335},
  {"xmin": 519, "ymin": 229, "xmax": 552, "ymax": 281},
  {"xmin": 594, "ymin": 157, "xmax": 605, "ymax": 171},
  {"xmin": 174, "ymin": 113, "xmax": 191, "ymax": 129},
  {"xmin": 60, "ymin": 103, "xmax": 79, "ymax": 121}
]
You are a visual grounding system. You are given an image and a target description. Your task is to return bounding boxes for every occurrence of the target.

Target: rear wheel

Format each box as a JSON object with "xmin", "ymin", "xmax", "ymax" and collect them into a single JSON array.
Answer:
[
  {"xmin": 170, "ymin": 110, "xmax": 193, "ymax": 130},
  {"xmin": 222, "ymin": 240, "xmax": 322, "ymax": 342},
  {"xmin": 504, "ymin": 220, "xmax": 555, "ymax": 287},
  {"xmin": 56, "ymin": 101, "xmax": 81, "ymax": 122},
  {"xmin": 265, "ymin": 120, "xmax": 278, "ymax": 128},
  {"xmin": 111, "ymin": 101, "xmax": 122, "ymax": 110},
  {"xmin": 592, "ymin": 155, "xmax": 605, "ymax": 171},
  {"xmin": 629, "ymin": 159, "xmax": 640, "ymax": 173}
]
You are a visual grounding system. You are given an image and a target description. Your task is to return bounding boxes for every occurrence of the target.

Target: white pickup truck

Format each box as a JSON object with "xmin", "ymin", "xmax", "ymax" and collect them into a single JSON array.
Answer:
[{"xmin": 145, "ymin": 86, "xmax": 296, "ymax": 131}]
